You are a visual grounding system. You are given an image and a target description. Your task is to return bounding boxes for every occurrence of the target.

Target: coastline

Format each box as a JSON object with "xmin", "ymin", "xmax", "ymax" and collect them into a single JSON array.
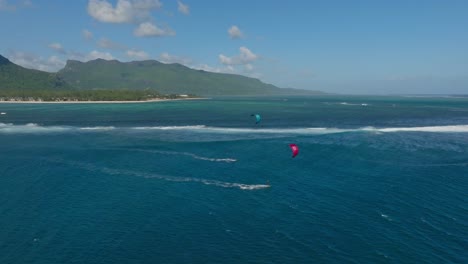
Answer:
[{"xmin": 0, "ymin": 97, "xmax": 209, "ymax": 104}]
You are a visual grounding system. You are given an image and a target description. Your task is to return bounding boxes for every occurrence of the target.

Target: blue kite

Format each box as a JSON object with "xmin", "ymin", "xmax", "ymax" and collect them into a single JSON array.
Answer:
[{"xmin": 250, "ymin": 114, "xmax": 261, "ymax": 124}]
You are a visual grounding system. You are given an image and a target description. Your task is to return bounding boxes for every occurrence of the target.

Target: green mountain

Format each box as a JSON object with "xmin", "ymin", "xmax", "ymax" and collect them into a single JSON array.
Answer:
[
  {"xmin": 0, "ymin": 55, "xmax": 70, "ymax": 90},
  {"xmin": 0, "ymin": 54, "xmax": 323, "ymax": 96},
  {"xmin": 57, "ymin": 59, "xmax": 322, "ymax": 96}
]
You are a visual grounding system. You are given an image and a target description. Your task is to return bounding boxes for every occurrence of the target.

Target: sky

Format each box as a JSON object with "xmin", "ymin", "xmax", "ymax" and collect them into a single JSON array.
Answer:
[{"xmin": 1, "ymin": 0, "xmax": 467, "ymax": 94}]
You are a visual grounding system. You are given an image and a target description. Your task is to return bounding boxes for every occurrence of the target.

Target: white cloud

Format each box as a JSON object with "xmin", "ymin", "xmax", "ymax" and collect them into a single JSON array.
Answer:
[
  {"xmin": 189, "ymin": 62, "xmax": 261, "ymax": 78},
  {"xmin": 82, "ymin": 29, "xmax": 93, "ymax": 40},
  {"xmin": 64, "ymin": 50, "xmax": 116, "ymax": 62},
  {"xmin": 219, "ymin": 54, "xmax": 234, "ymax": 65},
  {"xmin": 46, "ymin": 55, "xmax": 65, "ymax": 70},
  {"xmin": 192, "ymin": 64, "xmax": 221, "ymax": 73},
  {"xmin": 192, "ymin": 64, "xmax": 240, "ymax": 75},
  {"xmin": 239, "ymin": 46, "xmax": 257, "ymax": 62},
  {"xmin": 226, "ymin": 65, "xmax": 235, "ymax": 72},
  {"xmin": 134, "ymin": 22, "xmax": 175, "ymax": 37},
  {"xmin": 48, "ymin": 43, "xmax": 66, "ymax": 54},
  {"xmin": 219, "ymin": 46, "xmax": 258, "ymax": 65},
  {"xmin": 85, "ymin": 50, "xmax": 115, "ymax": 61},
  {"xmin": 159, "ymin": 52, "xmax": 192, "ymax": 65},
  {"xmin": 126, "ymin": 49, "xmax": 149, "ymax": 60},
  {"xmin": 7, "ymin": 51, "xmax": 65, "ymax": 72},
  {"xmin": 97, "ymin": 37, "xmax": 126, "ymax": 50},
  {"xmin": 68, "ymin": 50, "xmax": 115, "ymax": 62},
  {"xmin": 228, "ymin": 25, "xmax": 243, "ymax": 39},
  {"xmin": 87, "ymin": 0, "xmax": 132, "ymax": 23},
  {"xmin": 87, "ymin": 0, "xmax": 162, "ymax": 23},
  {"xmin": 177, "ymin": 1, "xmax": 189, "ymax": 15}
]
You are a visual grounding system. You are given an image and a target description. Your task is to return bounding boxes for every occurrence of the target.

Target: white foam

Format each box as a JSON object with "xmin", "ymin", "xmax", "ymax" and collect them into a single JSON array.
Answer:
[
  {"xmin": 47, "ymin": 159, "xmax": 267, "ymax": 190},
  {"xmin": 0, "ymin": 112, "xmax": 6, "ymax": 115},
  {"xmin": 2, "ymin": 123, "xmax": 468, "ymax": 134},
  {"xmin": 339, "ymin": 102, "xmax": 369, "ymax": 106},
  {"xmin": 0, "ymin": 123, "xmax": 116, "ymax": 133},
  {"xmin": 126, "ymin": 125, "xmax": 347, "ymax": 135},
  {"xmin": 195, "ymin": 157, "xmax": 237, "ymax": 163},
  {"xmin": 141, "ymin": 172, "xmax": 270, "ymax": 190},
  {"xmin": 130, "ymin": 125, "xmax": 468, "ymax": 134},
  {"xmin": 135, "ymin": 126, "xmax": 350, "ymax": 134},
  {"xmin": 118, "ymin": 148, "xmax": 237, "ymax": 163},
  {"xmin": 197, "ymin": 179, "xmax": 270, "ymax": 190},
  {"xmin": 0, "ymin": 123, "xmax": 71, "ymax": 133},
  {"xmin": 133, "ymin": 125, "xmax": 206, "ymax": 130},
  {"xmin": 126, "ymin": 169, "xmax": 267, "ymax": 190},
  {"xmin": 80, "ymin": 126, "xmax": 116, "ymax": 130},
  {"xmin": 376, "ymin": 125, "xmax": 468, "ymax": 133},
  {"xmin": 380, "ymin": 212, "xmax": 393, "ymax": 221}
]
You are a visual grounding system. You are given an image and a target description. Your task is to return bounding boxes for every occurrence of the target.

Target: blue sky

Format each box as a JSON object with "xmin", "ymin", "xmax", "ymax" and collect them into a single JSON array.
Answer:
[{"xmin": 1, "ymin": 0, "xmax": 467, "ymax": 94}]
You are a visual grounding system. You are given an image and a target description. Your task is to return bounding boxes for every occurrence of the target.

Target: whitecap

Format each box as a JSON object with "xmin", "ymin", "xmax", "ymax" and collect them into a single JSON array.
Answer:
[
  {"xmin": 381, "ymin": 214, "xmax": 392, "ymax": 221},
  {"xmin": 133, "ymin": 125, "xmax": 206, "ymax": 130},
  {"xmin": 3, "ymin": 123, "xmax": 468, "ymax": 134},
  {"xmin": 339, "ymin": 102, "xmax": 368, "ymax": 106},
  {"xmin": 80, "ymin": 126, "xmax": 116, "ymax": 131},
  {"xmin": 0, "ymin": 123, "xmax": 71, "ymax": 133},
  {"xmin": 377, "ymin": 125, "xmax": 468, "ymax": 133}
]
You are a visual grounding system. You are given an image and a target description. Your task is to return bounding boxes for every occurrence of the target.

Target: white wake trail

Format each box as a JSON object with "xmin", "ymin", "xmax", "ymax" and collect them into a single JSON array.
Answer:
[
  {"xmin": 46, "ymin": 159, "xmax": 268, "ymax": 190},
  {"xmin": 114, "ymin": 148, "xmax": 237, "ymax": 163}
]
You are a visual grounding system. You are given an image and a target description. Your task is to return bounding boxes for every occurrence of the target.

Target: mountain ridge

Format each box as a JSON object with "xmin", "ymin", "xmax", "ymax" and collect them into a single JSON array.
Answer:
[
  {"xmin": 1, "ymin": 54, "xmax": 323, "ymax": 96},
  {"xmin": 58, "ymin": 58, "xmax": 322, "ymax": 96},
  {"xmin": 0, "ymin": 55, "xmax": 70, "ymax": 90}
]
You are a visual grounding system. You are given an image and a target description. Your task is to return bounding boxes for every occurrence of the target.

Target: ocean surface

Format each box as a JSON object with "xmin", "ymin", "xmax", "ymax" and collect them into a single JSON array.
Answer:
[{"xmin": 0, "ymin": 95, "xmax": 467, "ymax": 263}]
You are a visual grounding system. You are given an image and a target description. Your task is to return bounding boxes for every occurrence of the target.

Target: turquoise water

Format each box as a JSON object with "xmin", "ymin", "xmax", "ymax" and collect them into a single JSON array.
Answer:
[{"xmin": 0, "ymin": 96, "xmax": 467, "ymax": 263}]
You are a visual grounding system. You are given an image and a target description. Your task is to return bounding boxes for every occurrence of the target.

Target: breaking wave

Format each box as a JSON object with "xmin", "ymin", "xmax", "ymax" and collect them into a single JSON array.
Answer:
[
  {"xmin": 80, "ymin": 126, "xmax": 116, "ymax": 130},
  {"xmin": 2, "ymin": 123, "xmax": 468, "ymax": 134},
  {"xmin": 134, "ymin": 125, "xmax": 206, "ymax": 130},
  {"xmin": 0, "ymin": 123, "xmax": 71, "ymax": 133},
  {"xmin": 339, "ymin": 102, "xmax": 369, "ymax": 106},
  {"xmin": 129, "ymin": 125, "xmax": 468, "ymax": 134}
]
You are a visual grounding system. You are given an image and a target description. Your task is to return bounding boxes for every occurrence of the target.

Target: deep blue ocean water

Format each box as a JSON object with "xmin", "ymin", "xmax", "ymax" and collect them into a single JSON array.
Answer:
[{"xmin": 0, "ymin": 96, "xmax": 467, "ymax": 263}]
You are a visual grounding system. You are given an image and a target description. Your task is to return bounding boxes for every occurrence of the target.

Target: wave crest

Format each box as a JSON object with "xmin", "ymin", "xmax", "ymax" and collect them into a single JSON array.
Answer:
[{"xmin": 2, "ymin": 123, "xmax": 468, "ymax": 134}]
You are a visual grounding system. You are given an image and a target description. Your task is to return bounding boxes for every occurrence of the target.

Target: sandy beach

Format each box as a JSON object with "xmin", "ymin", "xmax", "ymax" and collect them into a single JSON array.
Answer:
[{"xmin": 0, "ymin": 98, "xmax": 208, "ymax": 104}]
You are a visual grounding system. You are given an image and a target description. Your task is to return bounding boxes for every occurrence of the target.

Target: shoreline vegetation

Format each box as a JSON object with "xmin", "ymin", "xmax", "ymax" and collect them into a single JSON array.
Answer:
[
  {"xmin": 0, "ymin": 89, "xmax": 202, "ymax": 103},
  {"xmin": 0, "ymin": 98, "xmax": 207, "ymax": 104}
]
